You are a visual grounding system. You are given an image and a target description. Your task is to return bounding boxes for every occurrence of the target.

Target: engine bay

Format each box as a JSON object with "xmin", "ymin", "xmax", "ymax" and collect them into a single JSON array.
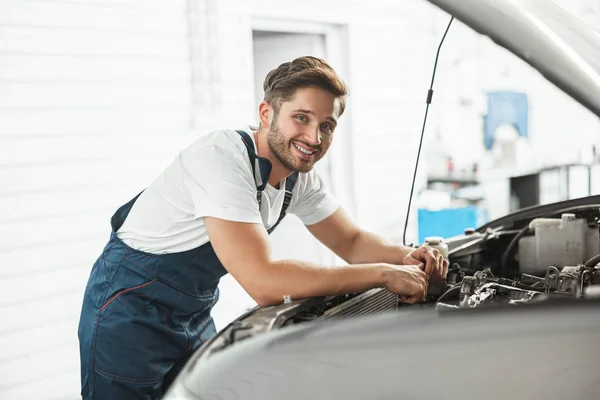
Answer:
[
  {"xmin": 433, "ymin": 206, "xmax": 600, "ymax": 311},
  {"xmin": 273, "ymin": 203, "xmax": 600, "ymax": 324},
  {"xmin": 283, "ymin": 204, "xmax": 600, "ymax": 322}
]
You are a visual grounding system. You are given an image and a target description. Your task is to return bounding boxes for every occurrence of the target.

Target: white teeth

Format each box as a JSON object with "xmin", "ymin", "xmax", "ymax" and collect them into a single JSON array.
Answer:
[{"xmin": 294, "ymin": 143, "xmax": 314, "ymax": 155}]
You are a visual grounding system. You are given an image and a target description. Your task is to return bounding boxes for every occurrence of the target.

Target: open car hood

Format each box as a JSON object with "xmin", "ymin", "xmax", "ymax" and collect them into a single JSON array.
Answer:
[{"xmin": 427, "ymin": 0, "xmax": 600, "ymax": 118}]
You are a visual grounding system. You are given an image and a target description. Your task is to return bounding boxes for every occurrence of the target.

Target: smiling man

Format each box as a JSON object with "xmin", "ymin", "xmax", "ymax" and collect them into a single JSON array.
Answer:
[{"xmin": 77, "ymin": 56, "xmax": 448, "ymax": 400}]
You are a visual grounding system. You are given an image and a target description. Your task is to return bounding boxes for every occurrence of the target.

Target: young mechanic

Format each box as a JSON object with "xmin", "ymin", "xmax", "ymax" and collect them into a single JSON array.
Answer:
[{"xmin": 78, "ymin": 56, "xmax": 448, "ymax": 400}]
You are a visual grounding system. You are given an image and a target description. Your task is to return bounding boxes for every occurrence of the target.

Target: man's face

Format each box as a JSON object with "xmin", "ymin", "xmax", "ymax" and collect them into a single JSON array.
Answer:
[{"xmin": 266, "ymin": 87, "xmax": 341, "ymax": 173}]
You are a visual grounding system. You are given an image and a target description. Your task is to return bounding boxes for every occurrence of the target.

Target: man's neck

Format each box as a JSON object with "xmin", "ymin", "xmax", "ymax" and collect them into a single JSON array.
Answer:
[{"xmin": 252, "ymin": 126, "xmax": 291, "ymax": 187}]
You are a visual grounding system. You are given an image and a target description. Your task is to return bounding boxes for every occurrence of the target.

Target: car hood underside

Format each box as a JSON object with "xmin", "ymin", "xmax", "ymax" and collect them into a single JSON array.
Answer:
[{"xmin": 427, "ymin": 0, "xmax": 600, "ymax": 118}]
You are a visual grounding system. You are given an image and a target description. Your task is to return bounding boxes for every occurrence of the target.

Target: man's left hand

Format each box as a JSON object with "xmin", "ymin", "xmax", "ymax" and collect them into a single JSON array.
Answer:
[{"xmin": 403, "ymin": 245, "xmax": 448, "ymax": 280}]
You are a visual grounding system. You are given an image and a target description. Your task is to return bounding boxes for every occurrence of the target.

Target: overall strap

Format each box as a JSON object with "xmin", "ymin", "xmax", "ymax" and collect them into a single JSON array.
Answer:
[
  {"xmin": 110, "ymin": 190, "xmax": 144, "ymax": 232},
  {"xmin": 267, "ymin": 171, "xmax": 298, "ymax": 234},
  {"xmin": 235, "ymin": 129, "xmax": 257, "ymax": 177},
  {"xmin": 234, "ymin": 129, "xmax": 298, "ymax": 234},
  {"xmin": 235, "ymin": 129, "xmax": 270, "ymax": 205}
]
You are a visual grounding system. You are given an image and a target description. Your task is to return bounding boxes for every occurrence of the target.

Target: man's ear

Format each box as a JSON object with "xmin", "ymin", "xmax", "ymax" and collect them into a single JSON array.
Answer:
[{"xmin": 258, "ymin": 101, "xmax": 273, "ymax": 128}]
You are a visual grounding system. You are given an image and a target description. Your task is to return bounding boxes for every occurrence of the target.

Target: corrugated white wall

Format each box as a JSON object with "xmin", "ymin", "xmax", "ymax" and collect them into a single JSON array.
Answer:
[
  {"xmin": 0, "ymin": 0, "xmax": 199, "ymax": 398},
  {"xmin": 1, "ymin": 0, "xmax": 599, "ymax": 398}
]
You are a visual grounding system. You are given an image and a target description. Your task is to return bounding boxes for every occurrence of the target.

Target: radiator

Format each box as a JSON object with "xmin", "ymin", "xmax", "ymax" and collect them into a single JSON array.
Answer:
[{"xmin": 317, "ymin": 288, "xmax": 399, "ymax": 320}]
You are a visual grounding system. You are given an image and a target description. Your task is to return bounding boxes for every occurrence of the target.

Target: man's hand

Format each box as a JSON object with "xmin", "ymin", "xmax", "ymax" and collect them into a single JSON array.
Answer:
[
  {"xmin": 403, "ymin": 245, "xmax": 448, "ymax": 280},
  {"xmin": 382, "ymin": 265, "xmax": 428, "ymax": 304}
]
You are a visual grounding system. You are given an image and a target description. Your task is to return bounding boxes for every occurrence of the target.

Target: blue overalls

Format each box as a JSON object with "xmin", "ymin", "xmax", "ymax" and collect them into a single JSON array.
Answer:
[{"xmin": 78, "ymin": 130, "xmax": 298, "ymax": 399}]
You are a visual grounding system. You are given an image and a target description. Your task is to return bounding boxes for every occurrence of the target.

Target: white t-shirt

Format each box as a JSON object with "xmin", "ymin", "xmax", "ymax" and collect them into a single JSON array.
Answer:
[{"xmin": 117, "ymin": 126, "xmax": 340, "ymax": 254}]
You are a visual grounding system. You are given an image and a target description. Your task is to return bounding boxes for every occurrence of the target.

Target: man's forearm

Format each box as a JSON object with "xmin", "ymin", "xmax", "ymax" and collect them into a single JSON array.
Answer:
[
  {"xmin": 250, "ymin": 260, "xmax": 390, "ymax": 306},
  {"xmin": 346, "ymin": 230, "xmax": 414, "ymax": 265}
]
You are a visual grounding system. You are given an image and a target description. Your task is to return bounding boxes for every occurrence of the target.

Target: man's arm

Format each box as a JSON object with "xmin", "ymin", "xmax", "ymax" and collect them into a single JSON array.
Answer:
[
  {"xmin": 204, "ymin": 217, "xmax": 428, "ymax": 307},
  {"xmin": 306, "ymin": 207, "xmax": 413, "ymax": 265},
  {"xmin": 306, "ymin": 207, "xmax": 448, "ymax": 279}
]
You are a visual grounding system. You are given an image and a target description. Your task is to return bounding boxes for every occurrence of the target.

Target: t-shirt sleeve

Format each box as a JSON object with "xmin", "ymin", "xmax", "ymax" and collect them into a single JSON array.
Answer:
[
  {"xmin": 179, "ymin": 144, "xmax": 262, "ymax": 224},
  {"xmin": 289, "ymin": 170, "xmax": 340, "ymax": 226}
]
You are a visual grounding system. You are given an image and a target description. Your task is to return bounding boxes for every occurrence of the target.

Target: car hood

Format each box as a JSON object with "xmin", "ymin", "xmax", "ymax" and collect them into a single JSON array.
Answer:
[
  {"xmin": 427, "ymin": 0, "xmax": 600, "ymax": 118},
  {"xmin": 176, "ymin": 300, "xmax": 600, "ymax": 400}
]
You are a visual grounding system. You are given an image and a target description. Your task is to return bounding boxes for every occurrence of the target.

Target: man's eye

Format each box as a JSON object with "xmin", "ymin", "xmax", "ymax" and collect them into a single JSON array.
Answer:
[
  {"xmin": 295, "ymin": 115, "xmax": 307, "ymax": 122},
  {"xmin": 321, "ymin": 124, "xmax": 333, "ymax": 133}
]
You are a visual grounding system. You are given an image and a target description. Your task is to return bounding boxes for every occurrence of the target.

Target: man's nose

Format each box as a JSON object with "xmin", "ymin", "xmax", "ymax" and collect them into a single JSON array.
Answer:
[{"xmin": 304, "ymin": 125, "xmax": 322, "ymax": 146}]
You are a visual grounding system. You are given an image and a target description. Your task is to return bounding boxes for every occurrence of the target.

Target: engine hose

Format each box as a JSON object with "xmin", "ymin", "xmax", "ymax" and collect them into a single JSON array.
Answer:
[
  {"xmin": 501, "ymin": 225, "xmax": 530, "ymax": 277},
  {"xmin": 584, "ymin": 254, "xmax": 600, "ymax": 268}
]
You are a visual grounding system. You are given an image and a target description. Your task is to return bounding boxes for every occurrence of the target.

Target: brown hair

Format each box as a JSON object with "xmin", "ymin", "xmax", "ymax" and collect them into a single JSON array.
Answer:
[{"xmin": 262, "ymin": 56, "xmax": 348, "ymax": 116}]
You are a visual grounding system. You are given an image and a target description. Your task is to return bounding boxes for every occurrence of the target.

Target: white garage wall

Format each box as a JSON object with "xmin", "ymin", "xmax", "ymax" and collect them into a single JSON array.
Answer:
[
  {"xmin": 0, "ymin": 0, "xmax": 198, "ymax": 398},
  {"xmin": 1, "ymin": 0, "xmax": 600, "ymax": 399}
]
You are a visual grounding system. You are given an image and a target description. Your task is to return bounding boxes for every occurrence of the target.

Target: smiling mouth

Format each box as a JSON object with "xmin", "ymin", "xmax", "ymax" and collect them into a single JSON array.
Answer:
[{"xmin": 292, "ymin": 142, "xmax": 317, "ymax": 158}]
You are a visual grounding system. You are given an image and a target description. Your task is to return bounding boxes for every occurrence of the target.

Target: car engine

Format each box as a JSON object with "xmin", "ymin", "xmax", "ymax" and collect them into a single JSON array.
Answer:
[
  {"xmin": 435, "ymin": 208, "xmax": 600, "ymax": 310},
  {"xmin": 434, "ymin": 264, "xmax": 600, "ymax": 310}
]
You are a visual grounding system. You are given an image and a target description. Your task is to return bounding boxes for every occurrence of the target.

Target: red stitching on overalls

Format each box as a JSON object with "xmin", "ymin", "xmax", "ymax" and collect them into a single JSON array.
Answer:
[
  {"xmin": 99, "ymin": 279, "xmax": 157, "ymax": 312},
  {"xmin": 189, "ymin": 314, "xmax": 209, "ymax": 345},
  {"xmin": 175, "ymin": 292, "xmax": 184, "ymax": 307},
  {"xmin": 98, "ymin": 286, "xmax": 164, "ymax": 322}
]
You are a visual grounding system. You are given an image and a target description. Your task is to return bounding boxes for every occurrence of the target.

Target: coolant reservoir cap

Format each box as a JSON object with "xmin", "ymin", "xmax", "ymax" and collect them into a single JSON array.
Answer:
[
  {"xmin": 561, "ymin": 213, "xmax": 576, "ymax": 221},
  {"xmin": 425, "ymin": 236, "xmax": 443, "ymax": 245}
]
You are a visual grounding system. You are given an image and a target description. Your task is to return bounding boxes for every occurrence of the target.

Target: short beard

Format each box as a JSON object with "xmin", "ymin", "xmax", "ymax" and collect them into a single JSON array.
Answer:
[{"xmin": 267, "ymin": 118, "xmax": 298, "ymax": 172}]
